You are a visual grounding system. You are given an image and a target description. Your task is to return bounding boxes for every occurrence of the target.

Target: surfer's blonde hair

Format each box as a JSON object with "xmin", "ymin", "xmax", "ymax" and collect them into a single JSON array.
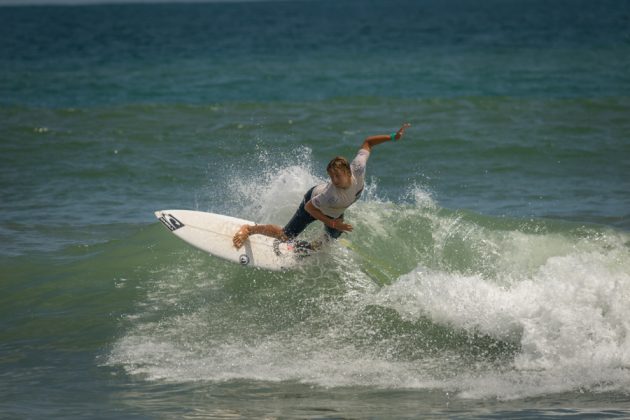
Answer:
[{"xmin": 326, "ymin": 156, "xmax": 351, "ymax": 175}]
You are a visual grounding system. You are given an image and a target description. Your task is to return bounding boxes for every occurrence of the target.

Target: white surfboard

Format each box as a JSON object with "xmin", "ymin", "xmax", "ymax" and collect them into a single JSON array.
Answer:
[{"xmin": 155, "ymin": 210, "xmax": 308, "ymax": 271}]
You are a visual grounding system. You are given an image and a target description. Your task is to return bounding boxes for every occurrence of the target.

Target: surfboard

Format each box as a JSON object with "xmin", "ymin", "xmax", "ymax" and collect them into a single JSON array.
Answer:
[{"xmin": 155, "ymin": 210, "xmax": 310, "ymax": 271}]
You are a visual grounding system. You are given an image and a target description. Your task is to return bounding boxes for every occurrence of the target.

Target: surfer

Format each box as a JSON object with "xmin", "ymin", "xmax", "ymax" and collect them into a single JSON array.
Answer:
[{"xmin": 232, "ymin": 123, "xmax": 411, "ymax": 249}]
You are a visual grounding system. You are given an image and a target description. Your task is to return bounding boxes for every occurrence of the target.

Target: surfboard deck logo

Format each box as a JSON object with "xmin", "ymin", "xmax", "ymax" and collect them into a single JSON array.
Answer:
[{"xmin": 158, "ymin": 213, "xmax": 184, "ymax": 231}]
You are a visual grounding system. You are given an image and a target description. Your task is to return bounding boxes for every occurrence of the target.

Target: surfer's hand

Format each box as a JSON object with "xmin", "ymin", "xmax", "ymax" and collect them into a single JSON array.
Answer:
[
  {"xmin": 331, "ymin": 220, "xmax": 353, "ymax": 232},
  {"xmin": 233, "ymin": 225, "xmax": 250, "ymax": 249},
  {"xmin": 395, "ymin": 123, "xmax": 411, "ymax": 141}
]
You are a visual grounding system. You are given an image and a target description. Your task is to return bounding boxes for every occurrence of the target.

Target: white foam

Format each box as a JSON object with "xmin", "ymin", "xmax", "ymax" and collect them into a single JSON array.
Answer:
[
  {"xmin": 404, "ymin": 183, "xmax": 438, "ymax": 210},
  {"xmin": 108, "ymin": 319, "xmax": 446, "ymax": 390},
  {"xmin": 374, "ymin": 238, "xmax": 630, "ymax": 399}
]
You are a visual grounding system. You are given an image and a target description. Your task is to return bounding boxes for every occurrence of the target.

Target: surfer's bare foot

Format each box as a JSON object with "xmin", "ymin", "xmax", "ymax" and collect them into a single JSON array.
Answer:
[{"xmin": 233, "ymin": 225, "xmax": 251, "ymax": 249}]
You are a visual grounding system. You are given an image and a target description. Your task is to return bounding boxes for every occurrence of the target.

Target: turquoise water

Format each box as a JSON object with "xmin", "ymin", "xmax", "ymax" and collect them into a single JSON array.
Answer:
[{"xmin": 1, "ymin": 0, "xmax": 630, "ymax": 418}]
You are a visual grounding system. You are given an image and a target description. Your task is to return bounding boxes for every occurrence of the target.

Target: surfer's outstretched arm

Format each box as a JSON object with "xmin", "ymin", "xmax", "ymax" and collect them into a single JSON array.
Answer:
[
  {"xmin": 361, "ymin": 123, "xmax": 410, "ymax": 152},
  {"xmin": 233, "ymin": 224, "xmax": 288, "ymax": 249}
]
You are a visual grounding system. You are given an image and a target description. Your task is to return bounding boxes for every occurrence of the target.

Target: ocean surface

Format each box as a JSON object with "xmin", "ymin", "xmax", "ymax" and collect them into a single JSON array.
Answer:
[{"xmin": 1, "ymin": 0, "xmax": 630, "ymax": 418}]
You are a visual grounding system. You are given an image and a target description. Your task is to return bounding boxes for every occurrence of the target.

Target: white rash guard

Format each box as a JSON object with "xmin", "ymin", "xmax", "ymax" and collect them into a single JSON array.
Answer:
[{"xmin": 310, "ymin": 148, "xmax": 370, "ymax": 218}]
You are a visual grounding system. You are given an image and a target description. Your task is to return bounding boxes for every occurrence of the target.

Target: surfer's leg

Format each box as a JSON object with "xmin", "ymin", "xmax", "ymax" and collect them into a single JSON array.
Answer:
[
  {"xmin": 282, "ymin": 208, "xmax": 315, "ymax": 240},
  {"xmin": 282, "ymin": 186, "xmax": 317, "ymax": 240}
]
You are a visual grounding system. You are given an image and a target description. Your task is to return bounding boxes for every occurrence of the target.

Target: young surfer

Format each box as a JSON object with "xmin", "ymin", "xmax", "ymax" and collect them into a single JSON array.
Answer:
[{"xmin": 232, "ymin": 123, "xmax": 411, "ymax": 249}]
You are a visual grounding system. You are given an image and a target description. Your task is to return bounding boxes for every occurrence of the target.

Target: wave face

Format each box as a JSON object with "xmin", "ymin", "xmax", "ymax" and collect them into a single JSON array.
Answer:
[{"xmin": 100, "ymin": 161, "xmax": 630, "ymax": 400}]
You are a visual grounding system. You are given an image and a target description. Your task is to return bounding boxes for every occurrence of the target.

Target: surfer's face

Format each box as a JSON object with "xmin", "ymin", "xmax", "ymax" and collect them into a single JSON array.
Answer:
[{"xmin": 328, "ymin": 168, "xmax": 352, "ymax": 189}]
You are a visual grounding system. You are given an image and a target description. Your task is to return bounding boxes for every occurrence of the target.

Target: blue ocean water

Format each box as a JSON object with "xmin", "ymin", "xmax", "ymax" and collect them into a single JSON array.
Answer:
[{"xmin": 1, "ymin": 0, "xmax": 630, "ymax": 418}]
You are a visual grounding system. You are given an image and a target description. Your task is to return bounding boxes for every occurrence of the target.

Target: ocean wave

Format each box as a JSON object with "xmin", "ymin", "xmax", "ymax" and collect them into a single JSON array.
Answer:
[{"xmin": 102, "ymin": 172, "xmax": 630, "ymax": 399}]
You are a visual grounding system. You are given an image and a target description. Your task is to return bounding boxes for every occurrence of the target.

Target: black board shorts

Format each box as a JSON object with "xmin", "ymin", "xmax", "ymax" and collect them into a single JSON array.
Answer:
[{"xmin": 282, "ymin": 186, "xmax": 344, "ymax": 240}]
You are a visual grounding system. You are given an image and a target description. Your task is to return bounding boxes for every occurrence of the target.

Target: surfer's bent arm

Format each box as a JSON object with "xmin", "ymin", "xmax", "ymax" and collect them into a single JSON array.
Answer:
[
  {"xmin": 304, "ymin": 200, "xmax": 353, "ymax": 232},
  {"xmin": 361, "ymin": 123, "xmax": 411, "ymax": 152}
]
